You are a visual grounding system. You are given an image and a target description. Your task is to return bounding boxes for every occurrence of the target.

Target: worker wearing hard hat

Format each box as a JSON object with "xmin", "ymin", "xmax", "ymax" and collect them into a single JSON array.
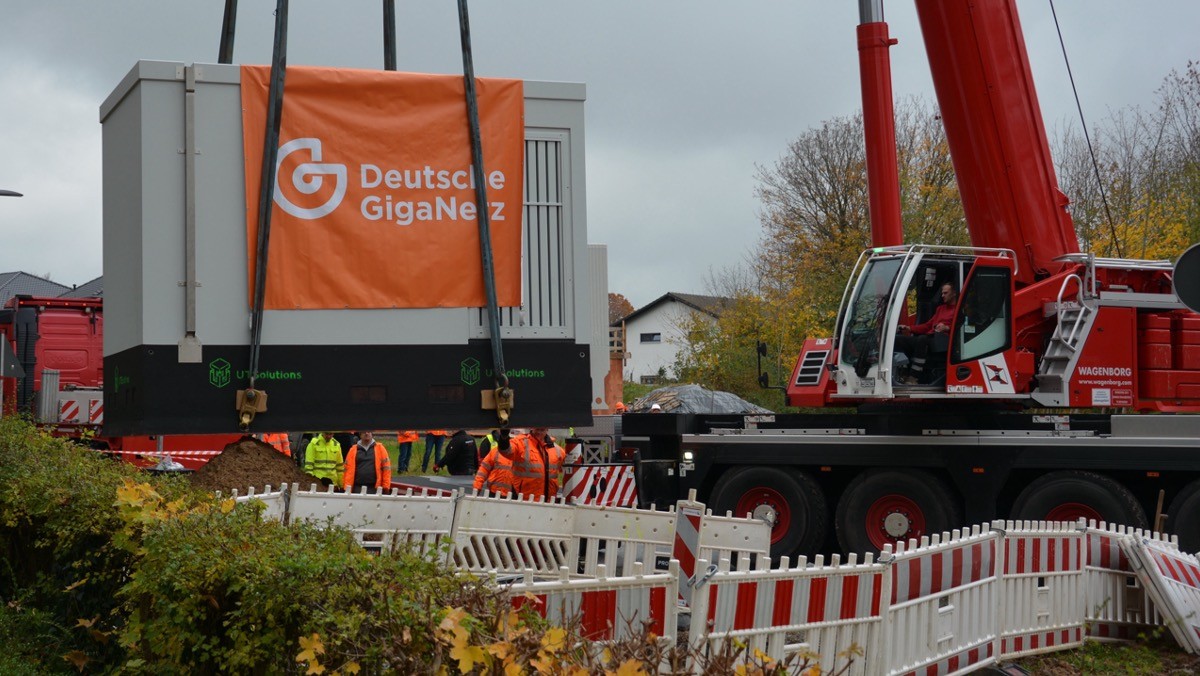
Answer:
[
  {"xmin": 343, "ymin": 430, "xmax": 392, "ymax": 493},
  {"xmin": 304, "ymin": 432, "xmax": 343, "ymax": 487},
  {"xmin": 650, "ymin": 403, "xmax": 663, "ymax": 413}
]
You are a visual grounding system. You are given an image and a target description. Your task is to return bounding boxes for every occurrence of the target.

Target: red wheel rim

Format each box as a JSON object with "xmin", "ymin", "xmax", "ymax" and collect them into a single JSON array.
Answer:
[
  {"xmin": 736, "ymin": 487, "xmax": 792, "ymax": 545},
  {"xmin": 865, "ymin": 493, "xmax": 927, "ymax": 550},
  {"xmin": 1045, "ymin": 502, "xmax": 1102, "ymax": 524}
]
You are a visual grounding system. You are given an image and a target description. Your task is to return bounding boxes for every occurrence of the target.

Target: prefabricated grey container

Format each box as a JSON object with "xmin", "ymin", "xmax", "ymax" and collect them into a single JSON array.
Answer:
[{"xmin": 100, "ymin": 61, "xmax": 606, "ymax": 434}]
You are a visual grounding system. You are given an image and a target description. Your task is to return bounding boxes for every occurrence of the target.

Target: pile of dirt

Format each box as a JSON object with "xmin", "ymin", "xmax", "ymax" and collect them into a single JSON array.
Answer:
[{"xmin": 189, "ymin": 436, "xmax": 325, "ymax": 495}]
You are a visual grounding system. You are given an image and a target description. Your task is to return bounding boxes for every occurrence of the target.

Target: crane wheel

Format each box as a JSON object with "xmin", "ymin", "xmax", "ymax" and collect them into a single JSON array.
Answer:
[
  {"xmin": 1010, "ymin": 471, "xmax": 1146, "ymax": 528},
  {"xmin": 709, "ymin": 467, "xmax": 828, "ymax": 560},
  {"xmin": 1166, "ymin": 480, "xmax": 1200, "ymax": 552},
  {"xmin": 836, "ymin": 469, "xmax": 961, "ymax": 554}
]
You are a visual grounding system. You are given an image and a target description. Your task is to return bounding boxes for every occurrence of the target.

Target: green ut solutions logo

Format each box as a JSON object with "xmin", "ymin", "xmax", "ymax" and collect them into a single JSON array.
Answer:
[
  {"xmin": 209, "ymin": 358, "xmax": 231, "ymax": 388},
  {"xmin": 460, "ymin": 357, "xmax": 481, "ymax": 386}
]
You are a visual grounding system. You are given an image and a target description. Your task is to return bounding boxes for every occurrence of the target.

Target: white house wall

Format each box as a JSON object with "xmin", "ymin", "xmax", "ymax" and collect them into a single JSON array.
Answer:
[{"xmin": 623, "ymin": 302, "xmax": 715, "ymax": 382}]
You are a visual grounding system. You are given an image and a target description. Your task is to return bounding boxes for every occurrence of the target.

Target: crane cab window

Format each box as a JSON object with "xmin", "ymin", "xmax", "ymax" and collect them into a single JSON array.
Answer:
[
  {"xmin": 952, "ymin": 267, "xmax": 1012, "ymax": 363},
  {"xmin": 905, "ymin": 262, "xmax": 968, "ymax": 327}
]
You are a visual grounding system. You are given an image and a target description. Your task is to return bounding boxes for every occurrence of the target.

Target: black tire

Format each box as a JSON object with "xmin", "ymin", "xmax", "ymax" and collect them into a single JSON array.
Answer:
[
  {"xmin": 1010, "ymin": 471, "xmax": 1147, "ymax": 528},
  {"xmin": 1167, "ymin": 480, "xmax": 1200, "ymax": 552},
  {"xmin": 709, "ymin": 466, "xmax": 828, "ymax": 560},
  {"xmin": 836, "ymin": 468, "xmax": 961, "ymax": 555}
]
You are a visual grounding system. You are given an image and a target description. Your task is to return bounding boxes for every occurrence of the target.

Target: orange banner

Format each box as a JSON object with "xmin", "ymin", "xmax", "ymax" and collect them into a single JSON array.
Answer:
[{"xmin": 240, "ymin": 66, "xmax": 524, "ymax": 309}]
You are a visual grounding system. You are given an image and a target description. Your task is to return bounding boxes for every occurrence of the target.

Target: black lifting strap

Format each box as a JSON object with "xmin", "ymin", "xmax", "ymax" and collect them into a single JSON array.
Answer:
[
  {"xmin": 240, "ymin": 0, "xmax": 290, "ymax": 429},
  {"xmin": 456, "ymin": 0, "xmax": 513, "ymax": 427}
]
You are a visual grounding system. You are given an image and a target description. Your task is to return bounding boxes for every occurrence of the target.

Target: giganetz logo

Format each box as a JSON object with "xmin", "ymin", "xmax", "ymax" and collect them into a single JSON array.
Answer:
[{"xmin": 274, "ymin": 138, "xmax": 347, "ymax": 219}]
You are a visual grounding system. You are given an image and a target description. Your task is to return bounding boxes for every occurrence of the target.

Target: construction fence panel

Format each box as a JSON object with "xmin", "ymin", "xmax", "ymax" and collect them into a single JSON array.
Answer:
[
  {"xmin": 884, "ymin": 526, "xmax": 1001, "ymax": 676},
  {"xmin": 1083, "ymin": 521, "xmax": 1167, "ymax": 642},
  {"xmin": 230, "ymin": 485, "xmax": 288, "ymax": 521},
  {"xmin": 700, "ymin": 509, "xmax": 773, "ymax": 573},
  {"xmin": 507, "ymin": 561, "xmax": 679, "ymax": 645},
  {"xmin": 688, "ymin": 553, "xmax": 887, "ymax": 676},
  {"xmin": 997, "ymin": 521, "xmax": 1086, "ymax": 660},
  {"xmin": 1123, "ymin": 532, "xmax": 1200, "ymax": 653},
  {"xmin": 450, "ymin": 493, "xmax": 577, "ymax": 574},
  {"xmin": 571, "ymin": 502, "xmax": 677, "ymax": 578},
  {"xmin": 289, "ymin": 484, "xmax": 457, "ymax": 555}
]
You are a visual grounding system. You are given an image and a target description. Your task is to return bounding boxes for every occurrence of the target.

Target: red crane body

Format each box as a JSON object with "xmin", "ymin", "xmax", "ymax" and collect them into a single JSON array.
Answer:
[{"xmin": 914, "ymin": 0, "xmax": 1079, "ymax": 284}]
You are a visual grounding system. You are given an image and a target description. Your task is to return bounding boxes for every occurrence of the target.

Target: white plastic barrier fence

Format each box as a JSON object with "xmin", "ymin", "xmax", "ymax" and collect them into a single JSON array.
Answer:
[
  {"xmin": 688, "ymin": 552, "xmax": 886, "ymax": 675},
  {"xmin": 1083, "ymin": 521, "xmax": 1167, "ymax": 642},
  {"xmin": 289, "ymin": 484, "xmax": 457, "ymax": 555},
  {"xmin": 507, "ymin": 561, "xmax": 680, "ymax": 644},
  {"xmin": 884, "ymin": 525, "xmax": 1001, "ymax": 676},
  {"xmin": 230, "ymin": 484, "xmax": 288, "ymax": 520},
  {"xmin": 1123, "ymin": 533, "xmax": 1200, "ymax": 653},
  {"xmin": 996, "ymin": 520, "xmax": 1085, "ymax": 659},
  {"xmin": 449, "ymin": 493, "xmax": 577, "ymax": 574},
  {"xmin": 571, "ymin": 502, "xmax": 677, "ymax": 578},
  {"xmin": 556, "ymin": 500, "xmax": 771, "ymax": 580}
]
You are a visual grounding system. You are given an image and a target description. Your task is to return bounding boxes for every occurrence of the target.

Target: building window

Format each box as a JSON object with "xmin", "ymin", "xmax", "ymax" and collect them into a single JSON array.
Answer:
[{"xmin": 640, "ymin": 332, "xmax": 662, "ymax": 343}]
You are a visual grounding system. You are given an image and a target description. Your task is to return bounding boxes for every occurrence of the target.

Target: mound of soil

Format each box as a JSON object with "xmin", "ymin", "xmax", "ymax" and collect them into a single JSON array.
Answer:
[{"xmin": 189, "ymin": 436, "xmax": 324, "ymax": 495}]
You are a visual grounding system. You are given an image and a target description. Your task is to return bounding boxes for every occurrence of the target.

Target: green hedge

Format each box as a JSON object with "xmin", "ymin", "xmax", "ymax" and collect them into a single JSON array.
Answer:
[{"xmin": 0, "ymin": 418, "xmax": 474, "ymax": 673}]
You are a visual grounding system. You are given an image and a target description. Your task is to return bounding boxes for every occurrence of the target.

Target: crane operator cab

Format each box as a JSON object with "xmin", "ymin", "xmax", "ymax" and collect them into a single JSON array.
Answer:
[{"xmin": 831, "ymin": 244, "xmax": 1029, "ymax": 401}]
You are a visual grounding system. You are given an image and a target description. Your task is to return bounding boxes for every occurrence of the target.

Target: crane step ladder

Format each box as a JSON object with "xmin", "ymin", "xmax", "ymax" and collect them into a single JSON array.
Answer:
[{"xmin": 1034, "ymin": 274, "xmax": 1097, "ymax": 404}]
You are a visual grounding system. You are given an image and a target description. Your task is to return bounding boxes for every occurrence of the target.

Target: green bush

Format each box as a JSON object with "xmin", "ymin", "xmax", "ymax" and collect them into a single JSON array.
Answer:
[{"xmin": 0, "ymin": 416, "xmax": 195, "ymax": 666}]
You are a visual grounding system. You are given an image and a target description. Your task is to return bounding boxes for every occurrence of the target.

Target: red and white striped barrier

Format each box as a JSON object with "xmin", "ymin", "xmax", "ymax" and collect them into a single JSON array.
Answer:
[
  {"xmin": 1083, "ymin": 521, "xmax": 1168, "ymax": 642},
  {"xmin": 563, "ymin": 463, "xmax": 637, "ymax": 507},
  {"xmin": 59, "ymin": 399, "xmax": 81, "ymax": 423},
  {"xmin": 688, "ymin": 552, "xmax": 886, "ymax": 674},
  {"xmin": 88, "ymin": 398, "xmax": 103, "ymax": 424},
  {"xmin": 673, "ymin": 498, "xmax": 704, "ymax": 603},
  {"xmin": 996, "ymin": 520, "xmax": 1086, "ymax": 659},
  {"xmin": 1124, "ymin": 532, "xmax": 1200, "ymax": 653},
  {"xmin": 508, "ymin": 560, "xmax": 679, "ymax": 643},
  {"xmin": 102, "ymin": 448, "xmax": 225, "ymax": 471},
  {"xmin": 884, "ymin": 525, "xmax": 1001, "ymax": 676}
]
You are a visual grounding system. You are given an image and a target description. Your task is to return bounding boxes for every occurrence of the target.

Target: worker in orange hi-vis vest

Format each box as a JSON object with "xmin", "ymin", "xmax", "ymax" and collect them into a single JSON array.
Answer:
[
  {"xmin": 497, "ymin": 427, "xmax": 570, "ymax": 501},
  {"xmin": 473, "ymin": 445, "xmax": 515, "ymax": 497},
  {"xmin": 422, "ymin": 429, "xmax": 449, "ymax": 473},
  {"xmin": 395, "ymin": 430, "xmax": 418, "ymax": 474},
  {"xmin": 261, "ymin": 432, "xmax": 291, "ymax": 457},
  {"xmin": 343, "ymin": 431, "xmax": 391, "ymax": 493}
]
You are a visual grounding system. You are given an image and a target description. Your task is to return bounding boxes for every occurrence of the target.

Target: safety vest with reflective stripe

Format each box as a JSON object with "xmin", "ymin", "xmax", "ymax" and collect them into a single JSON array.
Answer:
[
  {"xmin": 504, "ymin": 434, "xmax": 566, "ymax": 500},
  {"xmin": 304, "ymin": 435, "xmax": 343, "ymax": 483},
  {"xmin": 473, "ymin": 447, "xmax": 514, "ymax": 496},
  {"xmin": 396, "ymin": 430, "xmax": 419, "ymax": 443},
  {"xmin": 343, "ymin": 441, "xmax": 392, "ymax": 492}
]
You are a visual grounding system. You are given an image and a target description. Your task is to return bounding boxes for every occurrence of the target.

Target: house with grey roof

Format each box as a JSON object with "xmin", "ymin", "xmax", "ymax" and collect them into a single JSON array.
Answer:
[
  {"xmin": 616, "ymin": 292, "xmax": 730, "ymax": 383},
  {"xmin": 0, "ymin": 272, "xmax": 71, "ymax": 307}
]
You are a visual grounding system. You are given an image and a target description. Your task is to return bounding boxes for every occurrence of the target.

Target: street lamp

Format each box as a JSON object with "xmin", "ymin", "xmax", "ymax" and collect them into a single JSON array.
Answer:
[{"xmin": 0, "ymin": 190, "xmax": 22, "ymax": 197}]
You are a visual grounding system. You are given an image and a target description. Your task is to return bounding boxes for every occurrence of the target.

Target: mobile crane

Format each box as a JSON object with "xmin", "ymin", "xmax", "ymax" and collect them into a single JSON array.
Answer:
[{"xmin": 627, "ymin": 0, "xmax": 1200, "ymax": 558}]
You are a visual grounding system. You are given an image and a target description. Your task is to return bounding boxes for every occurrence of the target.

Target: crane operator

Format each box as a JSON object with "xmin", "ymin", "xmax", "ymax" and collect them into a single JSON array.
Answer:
[{"xmin": 895, "ymin": 282, "xmax": 957, "ymax": 384}]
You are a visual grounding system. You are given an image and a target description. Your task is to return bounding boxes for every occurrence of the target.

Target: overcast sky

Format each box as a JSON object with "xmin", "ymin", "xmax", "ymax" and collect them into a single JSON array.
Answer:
[{"xmin": 1, "ymin": 1, "xmax": 1196, "ymax": 308}]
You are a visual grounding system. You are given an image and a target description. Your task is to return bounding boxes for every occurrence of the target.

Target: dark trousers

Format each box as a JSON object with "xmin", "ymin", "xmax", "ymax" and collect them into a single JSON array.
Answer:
[
  {"xmin": 895, "ymin": 332, "xmax": 949, "ymax": 380},
  {"xmin": 422, "ymin": 435, "xmax": 445, "ymax": 472},
  {"xmin": 397, "ymin": 442, "xmax": 413, "ymax": 473}
]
